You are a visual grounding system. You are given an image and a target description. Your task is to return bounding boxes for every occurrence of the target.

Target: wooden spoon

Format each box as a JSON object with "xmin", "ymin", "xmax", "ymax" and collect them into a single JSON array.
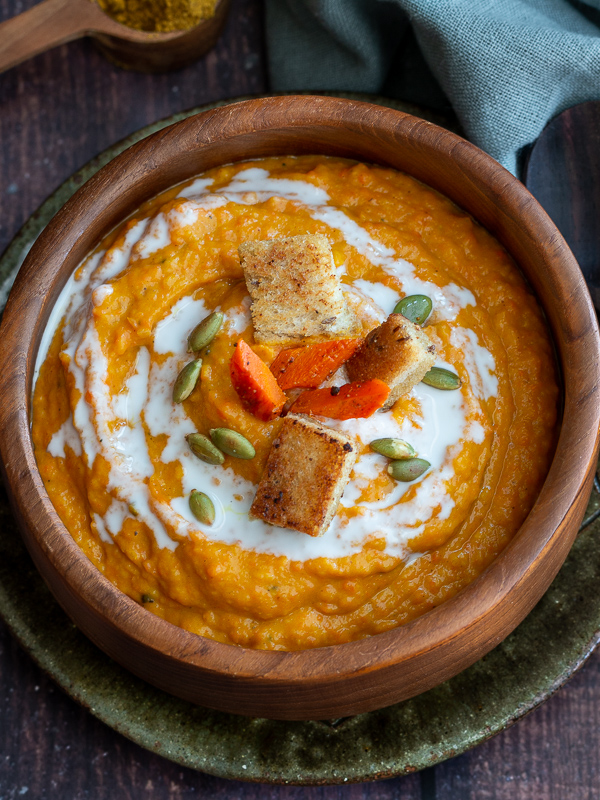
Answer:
[
  {"xmin": 524, "ymin": 101, "xmax": 600, "ymax": 311},
  {"xmin": 0, "ymin": 0, "xmax": 231, "ymax": 74}
]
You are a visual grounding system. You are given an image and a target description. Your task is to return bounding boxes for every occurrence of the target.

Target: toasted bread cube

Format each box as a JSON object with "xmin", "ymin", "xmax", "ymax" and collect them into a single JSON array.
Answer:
[
  {"xmin": 250, "ymin": 413, "xmax": 357, "ymax": 537},
  {"xmin": 238, "ymin": 234, "xmax": 356, "ymax": 344},
  {"xmin": 346, "ymin": 313, "xmax": 436, "ymax": 408}
]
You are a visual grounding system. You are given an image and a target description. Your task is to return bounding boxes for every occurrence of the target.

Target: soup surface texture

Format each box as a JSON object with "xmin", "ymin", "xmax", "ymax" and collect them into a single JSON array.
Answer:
[{"xmin": 32, "ymin": 156, "xmax": 559, "ymax": 650}]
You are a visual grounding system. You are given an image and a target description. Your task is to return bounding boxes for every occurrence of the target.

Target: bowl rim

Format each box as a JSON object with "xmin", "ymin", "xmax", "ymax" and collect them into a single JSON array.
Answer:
[{"xmin": 0, "ymin": 95, "xmax": 598, "ymax": 706}]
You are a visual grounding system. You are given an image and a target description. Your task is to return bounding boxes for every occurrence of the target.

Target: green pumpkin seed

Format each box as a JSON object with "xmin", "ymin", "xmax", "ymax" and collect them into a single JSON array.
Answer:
[
  {"xmin": 210, "ymin": 428, "xmax": 255, "ymax": 459},
  {"xmin": 188, "ymin": 311, "xmax": 224, "ymax": 353},
  {"xmin": 140, "ymin": 594, "xmax": 154, "ymax": 604},
  {"xmin": 421, "ymin": 366, "xmax": 462, "ymax": 390},
  {"xmin": 172, "ymin": 358, "xmax": 202, "ymax": 403},
  {"xmin": 189, "ymin": 490, "xmax": 215, "ymax": 526},
  {"xmin": 370, "ymin": 438, "xmax": 416, "ymax": 460},
  {"xmin": 186, "ymin": 433, "xmax": 225, "ymax": 465},
  {"xmin": 388, "ymin": 458, "xmax": 431, "ymax": 482},
  {"xmin": 393, "ymin": 294, "xmax": 433, "ymax": 325}
]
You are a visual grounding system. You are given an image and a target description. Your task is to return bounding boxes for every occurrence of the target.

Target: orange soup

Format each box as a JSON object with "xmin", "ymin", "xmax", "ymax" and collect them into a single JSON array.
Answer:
[{"xmin": 31, "ymin": 156, "xmax": 559, "ymax": 650}]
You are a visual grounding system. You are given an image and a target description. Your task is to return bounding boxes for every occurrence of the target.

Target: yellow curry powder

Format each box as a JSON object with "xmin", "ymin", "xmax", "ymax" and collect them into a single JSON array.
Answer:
[
  {"xmin": 97, "ymin": 0, "xmax": 218, "ymax": 32},
  {"xmin": 31, "ymin": 157, "xmax": 560, "ymax": 651}
]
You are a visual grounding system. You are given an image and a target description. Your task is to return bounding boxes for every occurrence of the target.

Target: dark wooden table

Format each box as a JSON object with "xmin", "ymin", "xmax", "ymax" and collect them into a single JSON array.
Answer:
[{"xmin": 1, "ymin": 1, "xmax": 599, "ymax": 796}]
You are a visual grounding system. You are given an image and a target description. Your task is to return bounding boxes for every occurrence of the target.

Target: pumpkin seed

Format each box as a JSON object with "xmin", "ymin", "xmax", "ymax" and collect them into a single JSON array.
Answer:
[
  {"xmin": 421, "ymin": 366, "xmax": 462, "ymax": 390},
  {"xmin": 388, "ymin": 458, "xmax": 431, "ymax": 482},
  {"xmin": 188, "ymin": 311, "xmax": 224, "ymax": 353},
  {"xmin": 186, "ymin": 433, "xmax": 225, "ymax": 465},
  {"xmin": 141, "ymin": 594, "xmax": 154, "ymax": 604},
  {"xmin": 210, "ymin": 427, "xmax": 256, "ymax": 459},
  {"xmin": 393, "ymin": 294, "xmax": 432, "ymax": 325},
  {"xmin": 370, "ymin": 438, "xmax": 416, "ymax": 460},
  {"xmin": 172, "ymin": 358, "xmax": 202, "ymax": 403},
  {"xmin": 189, "ymin": 490, "xmax": 215, "ymax": 526}
]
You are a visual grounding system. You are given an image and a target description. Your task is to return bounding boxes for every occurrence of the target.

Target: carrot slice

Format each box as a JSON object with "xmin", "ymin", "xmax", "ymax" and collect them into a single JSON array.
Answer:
[
  {"xmin": 230, "ymin": 339, "xmax": 287, "ymax": 422},
  {"xmin": 270, "ymin": 338, "xmax": 361, "ymax": 391},
  {"xmin": 290, "ymin": 379, "xmax": 390, "ymax": 420}
]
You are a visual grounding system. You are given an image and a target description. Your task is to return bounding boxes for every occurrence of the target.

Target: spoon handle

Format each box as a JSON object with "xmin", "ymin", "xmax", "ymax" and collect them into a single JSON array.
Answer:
[{"xmin": 0, "ymin": 0, "xmax": 101, "ymax": 75}]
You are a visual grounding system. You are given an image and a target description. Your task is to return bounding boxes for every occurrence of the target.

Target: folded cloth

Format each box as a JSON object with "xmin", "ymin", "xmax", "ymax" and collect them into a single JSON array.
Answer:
[{"xmin": 265, "ymin": 0, "xmax": 600, "ymax": 175}]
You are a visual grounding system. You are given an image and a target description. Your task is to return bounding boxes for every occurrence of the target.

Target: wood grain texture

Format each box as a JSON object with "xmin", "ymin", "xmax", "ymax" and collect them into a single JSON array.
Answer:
[
  {"xmin": 0, "ymin": 0, "xmax": 232, "ymax": 74},
  {"xmin": 2, "ymin": 607, "xmax": 600, "ymax": 798},
  {"xmin": 0, "ymin": 0, "xmax": 265, "ymax": 260},
  {"xmin": 524, "ymin": 101, "xmax": 600, "ymax": 311},
  {"xmin": 1, "ymin": 0, "xmax": 600, "ymax": 794},
  {"xmin": 1, "ymin": 94, "xmax": 598, "ymax": 721}
]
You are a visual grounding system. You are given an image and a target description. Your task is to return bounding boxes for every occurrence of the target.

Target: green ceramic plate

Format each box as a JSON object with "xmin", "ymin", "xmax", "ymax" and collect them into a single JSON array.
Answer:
[{"xmin": 1, "ymin": 96, "xmax": 599, "ymax": 786}]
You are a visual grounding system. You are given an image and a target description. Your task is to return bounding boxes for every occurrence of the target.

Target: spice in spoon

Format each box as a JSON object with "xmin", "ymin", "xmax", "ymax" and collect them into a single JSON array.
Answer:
[{"xmin": 97, "ymin": 0, "xmax": 217, "ymax": 32}]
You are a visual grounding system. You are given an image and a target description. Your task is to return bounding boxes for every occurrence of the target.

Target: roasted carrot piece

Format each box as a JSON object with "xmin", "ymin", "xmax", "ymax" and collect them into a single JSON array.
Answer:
[
  {"xmin": 270, "ymin": 339, "xmax": 361, "ymax": 390},
  {"xmin": 290, "ymin": 379, "xmax": 390, "ymax": 420},
  {"xmin": 230, "ymin": 339, "xmax": 287, "ymax": 422}
]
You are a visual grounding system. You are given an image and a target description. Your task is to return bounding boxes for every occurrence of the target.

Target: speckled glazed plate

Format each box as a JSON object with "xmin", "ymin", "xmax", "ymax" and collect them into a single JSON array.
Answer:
[{"xmin": 1, "ymin": 95, "xmax": 600, "ymax": 786}]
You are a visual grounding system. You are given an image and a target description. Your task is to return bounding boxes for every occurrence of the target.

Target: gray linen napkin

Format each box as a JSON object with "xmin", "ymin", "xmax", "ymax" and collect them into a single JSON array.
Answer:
[{"xmin": 265, "ymin": 0, "xmax": 600, "ymax": 175}]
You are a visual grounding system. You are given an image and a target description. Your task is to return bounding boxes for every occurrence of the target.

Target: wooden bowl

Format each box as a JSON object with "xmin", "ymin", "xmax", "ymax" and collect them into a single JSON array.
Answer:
[{"xmin": 0, "ymin": 96, "xmax": 598, "ymax": 721}]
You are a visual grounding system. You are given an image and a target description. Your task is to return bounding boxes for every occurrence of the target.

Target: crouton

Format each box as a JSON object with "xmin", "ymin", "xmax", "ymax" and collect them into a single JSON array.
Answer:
[
  {"xmin": 250, "ymin": 413, "xmax": 356, "ymax": 537},
  {"xmin": 346, "ymin": 313, "xmax": 436, "ymax": 408},
  {"xmin": 238, "ymin": 235, "xmax": 357, "ymax": 344}
]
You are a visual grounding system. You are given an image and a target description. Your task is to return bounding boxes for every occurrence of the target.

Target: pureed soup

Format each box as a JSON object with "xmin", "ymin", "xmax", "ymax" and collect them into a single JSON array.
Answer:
[{"xmin": 31, "ymin": 156, "xmax": 559, "ymax": 651}]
